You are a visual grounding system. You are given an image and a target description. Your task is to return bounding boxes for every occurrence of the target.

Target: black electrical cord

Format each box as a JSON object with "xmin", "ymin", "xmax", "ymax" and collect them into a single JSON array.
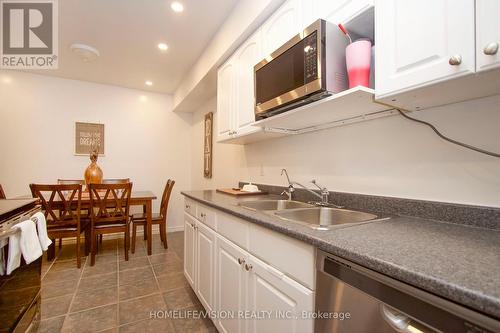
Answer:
[{"xmin": 396, "ymin": 109, "xmax": 500, "ymax": 158}]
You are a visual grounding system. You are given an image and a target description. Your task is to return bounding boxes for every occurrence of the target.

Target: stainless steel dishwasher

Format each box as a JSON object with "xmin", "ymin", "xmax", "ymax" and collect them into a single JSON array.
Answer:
[{"xmin": 315, "ymin": 250, "xmax": 500, "ymax": 333}]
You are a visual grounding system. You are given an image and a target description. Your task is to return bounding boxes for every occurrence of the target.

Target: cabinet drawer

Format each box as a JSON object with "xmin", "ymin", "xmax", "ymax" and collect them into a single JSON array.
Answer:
[
  {"xmin": 249, "ymin": 224, "xmax": 315, "ymax": 290},
  {"xmin": 217, "ymin": 212, "xmax": 249, "ymax": 250},
  {"xmin": 196, "ymin": 204, "xmax": 216, "ymax": 230},
  {"xmin": 184, "ymin": 198, "xmax": 196, "ymax": 217}
]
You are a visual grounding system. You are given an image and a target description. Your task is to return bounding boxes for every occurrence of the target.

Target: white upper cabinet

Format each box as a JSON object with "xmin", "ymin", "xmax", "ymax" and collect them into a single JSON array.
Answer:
[
  {"xmin": 476, "ymin": 0, "xmax": 500, "ymax": 72},
  {"xmin": 261, "ymin": 0, "xmax": 304, "ymax": 56},
  {"xmin": 304, "ymin": 0, "xmax": 373, "ymax": 26},
  {"xmin": 234, "ymin": 30, "xmax": 262, "ymax": 137},
  {"xmin": 217, "ymin": 56, "xmax": 235, "ymax": 142},
  {"xmin": 375, "ymin": 0, "xmax": 475, "ymax": 98}
]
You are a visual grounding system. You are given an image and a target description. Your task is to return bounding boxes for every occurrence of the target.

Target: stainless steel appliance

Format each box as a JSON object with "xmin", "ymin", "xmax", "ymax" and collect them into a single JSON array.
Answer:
[
  {"xmin": 254, "ymin": 19, "xmax": 348, "ymax": 120},
  {"xmin": 0, "ymin": 200, "xmax": 41, "ymax": 333},
  {"xmin": 315, "ymin": 250, "xmax": 500, "ymax": 333}
]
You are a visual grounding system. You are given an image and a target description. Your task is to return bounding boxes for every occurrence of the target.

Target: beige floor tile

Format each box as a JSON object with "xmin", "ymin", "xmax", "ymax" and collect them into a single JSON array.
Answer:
[
  {"xmin": 62, "ymin": 304, "xmax": 118, "ymax": 333},
  {"xmin": 41, "ymin": 294, "xmax": 73, "ymax": 319},
  {"xmin": 118, "ymin": 278, "xmax": 158, "ymax": 301},
  {"xmin": 37, "ymin": 315, "xmax": 65, "ymax": 333},
  {"xmin": 118, "ymin": 294, "xmax": 166, "ymax": 325},
  {"xmin": 79, "ymin": 272, "xmax": 118, "ymax": 292},
  {"xmin": 70, "ymin": 287, "xmax": 118, "ymax": 313}
]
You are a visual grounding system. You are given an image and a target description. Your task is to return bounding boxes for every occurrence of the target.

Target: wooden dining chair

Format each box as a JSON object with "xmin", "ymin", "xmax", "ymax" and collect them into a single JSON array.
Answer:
[
  {"xmin": 130, "ymin": 179, "xmax": 175, "ymax": 253},
  {"xmin": 93, "ymin": 179, "xmax": 130, "ymax": 243},
  {"xmin": 57, "ymin": 180, "xmax": 86, "ymax": 248},
  {"xmin": 0, "ymin": 184, "xmax": 6, "ymax": 199},
  {"xmin": 88, "ymin": 182, "xmax": 132, "ymax": 265},
  {"xmin": 29, "ymin": 183, "xmax": 89, "ymax": 268}
]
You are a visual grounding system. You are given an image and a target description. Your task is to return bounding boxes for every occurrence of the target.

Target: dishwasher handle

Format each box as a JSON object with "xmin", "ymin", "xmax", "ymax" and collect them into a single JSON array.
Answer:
[{"xmin": 381, "ymin": 304, "xmax": 435, "ymax": 333}]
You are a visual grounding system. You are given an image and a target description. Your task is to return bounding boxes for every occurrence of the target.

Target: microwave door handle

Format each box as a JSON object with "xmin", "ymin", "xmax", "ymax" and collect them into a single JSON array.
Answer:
[{"xmin": 380, "ymin": 304, "xmax": 436, "ymax": 333}]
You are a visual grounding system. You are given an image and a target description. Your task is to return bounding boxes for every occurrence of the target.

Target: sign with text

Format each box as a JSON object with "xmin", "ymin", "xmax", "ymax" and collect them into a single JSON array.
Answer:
[
  {"xmin": 1, "ymin": 0, "xmax": 58, "ymax": 69},
  {"xmin": 75, "ymin": 122, "xmax": 104, "ymax": 155}
]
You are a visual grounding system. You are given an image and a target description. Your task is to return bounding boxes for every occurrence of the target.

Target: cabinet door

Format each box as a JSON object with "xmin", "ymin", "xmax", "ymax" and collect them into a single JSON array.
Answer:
[
  {"xmin": 234, "ymin": 30, "xmax": 262, "ymax": 137},
  {"xmin": 195, "ymin": 222, "xmax": 216, "ymax": 312},
  {"xmin": 183, "ymin": 213, "xmax": 196, "ymax": 288},
  {"xmin": 476, "ymin": 0, "xmax": 500, "ymax": 72},
  {"xmin": 246, "ymin": 256, "xmax": 314, "ymax": 333},
  {"xmin": 261, "ymin": 0, "xmax": 303, "ymax": 56},
  {"xmin": 304, "ymin": 0, "xmax": 373, "ymax": 26},
  {"xmin": 375, "ymin": 0, "xmax": 475, "ymax": 98},
  {"xmin": 216, "ymin": 236, "xmax": 247, "ymax": 333},
  {"xmin": 217, "ymin": 57, "xmax": 235, "ymax": 142}
]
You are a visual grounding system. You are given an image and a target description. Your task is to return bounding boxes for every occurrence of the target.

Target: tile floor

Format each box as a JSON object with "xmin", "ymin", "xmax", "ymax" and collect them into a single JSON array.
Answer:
[{"xmin": 37, "ymin": 232, "xmax": 217, "ymax": 333}]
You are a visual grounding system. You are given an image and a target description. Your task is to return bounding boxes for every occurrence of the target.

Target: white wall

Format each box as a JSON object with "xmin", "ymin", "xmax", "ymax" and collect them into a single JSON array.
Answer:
[
  {"xmin": 0, "ymin": 71, "xmax": 192, "ymax": 231},
  {"xmin": 190, "ymin": 97, "xmax": 244, "ymax": 189},
  {"xmin": 191, "ymin": 95, "xmax": 500, "ymax": 208}
]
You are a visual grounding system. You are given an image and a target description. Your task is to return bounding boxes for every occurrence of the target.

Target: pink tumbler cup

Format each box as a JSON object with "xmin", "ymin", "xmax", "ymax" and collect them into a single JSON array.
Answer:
[{"xmin": 346, "ymin": 39, "xmax": 372, "ymax": 88}]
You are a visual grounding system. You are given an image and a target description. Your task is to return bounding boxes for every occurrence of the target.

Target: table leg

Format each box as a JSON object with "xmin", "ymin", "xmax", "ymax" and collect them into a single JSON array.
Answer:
[{"xmin": 146, "ymin": 200, "xmax": 152, "ymax": 255}]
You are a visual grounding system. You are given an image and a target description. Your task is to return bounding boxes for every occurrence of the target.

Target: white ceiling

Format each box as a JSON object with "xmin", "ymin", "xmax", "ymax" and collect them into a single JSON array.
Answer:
[{"xmin": 33, "ymin": 0, "xmax": 238, "ymax": 94}]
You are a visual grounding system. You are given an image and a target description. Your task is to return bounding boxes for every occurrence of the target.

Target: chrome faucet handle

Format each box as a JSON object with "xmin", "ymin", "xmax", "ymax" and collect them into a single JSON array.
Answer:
[{"xmin": 310, "ymin": 179, "xmax": 327, "ymax": 192}]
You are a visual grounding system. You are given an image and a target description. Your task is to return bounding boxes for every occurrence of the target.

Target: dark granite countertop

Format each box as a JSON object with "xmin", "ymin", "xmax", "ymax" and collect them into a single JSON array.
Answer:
[{"xmin": 181, "ymin": 190, "xmax": 500, "ymax": 320}]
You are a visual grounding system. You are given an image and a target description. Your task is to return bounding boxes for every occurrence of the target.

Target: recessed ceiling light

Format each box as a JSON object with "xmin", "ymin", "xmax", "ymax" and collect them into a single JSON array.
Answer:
[
  {"xmin": 158, "ymin": 43, "xmax": 168, "ymax": 51},
  {"xmin": 170, "ymin": 1, "xmax": 184, "ymax": 13},
  {"xmin": 145, "ymin": 81, "xmax": 153, "ymax": 86}
]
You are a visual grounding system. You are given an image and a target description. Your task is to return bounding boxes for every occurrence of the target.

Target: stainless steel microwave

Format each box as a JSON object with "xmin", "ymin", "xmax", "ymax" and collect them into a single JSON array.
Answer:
[{"xmin": 254, "ymin": 19, "xmax": 348, "ymax": 120}]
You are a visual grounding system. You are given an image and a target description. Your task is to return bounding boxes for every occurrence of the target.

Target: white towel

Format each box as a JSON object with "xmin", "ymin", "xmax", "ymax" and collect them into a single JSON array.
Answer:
[
  {"xmin": 6, "ymin": 232, "xmax": 21, "ymax": 275},
  {"xmin": 0, "ymin": 238, "xmax": 7, "ymax": 276},
  {"xmin": 32, "ymin": 212, "xmax": 52, "ymax": 251},
  {"xmin": 14, "ymin": 220, "xmax": 43, "ymax": 264}
]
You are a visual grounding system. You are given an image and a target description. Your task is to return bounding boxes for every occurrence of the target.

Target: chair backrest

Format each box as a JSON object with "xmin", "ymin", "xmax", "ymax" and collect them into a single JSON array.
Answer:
[
  {"xmin": 102, "ymin": 178, "xmax": 130, "ymax": 184},
  {"xmin": 159, "ymin": 179, "xmax": 175, "ymax": 219},
  {"xmin": 0, "ymin": 184, "xmax": 5, "ymax": 199},
  {"xmin": 29, "ymin": 184, "xmax": 82, "ymax": 229},
  {"xmin": 88, "ymin": 183, "xmax": 132, "ymax": 225},
  {"xmin": 57, "ymin": 179, "xmax": 85, "ymax": 185}
]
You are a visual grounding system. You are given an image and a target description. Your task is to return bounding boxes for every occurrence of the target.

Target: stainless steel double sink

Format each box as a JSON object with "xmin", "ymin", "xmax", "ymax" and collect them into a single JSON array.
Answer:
[{"xmin": 238, "ymin": 200, "xmax": 380, "ymax": 230}]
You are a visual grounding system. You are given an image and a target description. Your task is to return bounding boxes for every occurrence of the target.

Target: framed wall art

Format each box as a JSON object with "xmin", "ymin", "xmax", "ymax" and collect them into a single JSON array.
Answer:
[
  {"xmin": 204, "ymin": 112, "xmax": 213, "ymax": 178},
  {"xmin": 75, "ymin": 122, "xmax": 105, "ymax": 155}
]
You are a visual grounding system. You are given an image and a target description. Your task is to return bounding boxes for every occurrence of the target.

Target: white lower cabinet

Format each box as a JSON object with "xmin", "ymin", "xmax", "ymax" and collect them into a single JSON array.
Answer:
[
  {"xmin": 184, "ymin": 200, "xmax": 315, "ymax": 333},
  {"xmin": 246, "ymin": 256, "xmax": 314, "ymax": 333},
  {"xmin": 216, "ymin": 236, "xmax": 248, "ymax": 333},
  {"xmin": 183, "ymin": 213, "xmax": 196, "ymax": 288},
  {"xmin": 196, "ymin": 221, "xmax": 217, "ymax": 312}
]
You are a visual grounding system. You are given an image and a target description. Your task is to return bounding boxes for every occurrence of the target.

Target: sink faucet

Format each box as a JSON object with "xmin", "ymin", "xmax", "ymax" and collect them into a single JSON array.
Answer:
[
  {"xmin": 280, "ymin": 169, "xmax": 342, "ymax": 208},
  {"xmin": 280, "ymin": 169, "xmax": 295, "ymax": 200}
]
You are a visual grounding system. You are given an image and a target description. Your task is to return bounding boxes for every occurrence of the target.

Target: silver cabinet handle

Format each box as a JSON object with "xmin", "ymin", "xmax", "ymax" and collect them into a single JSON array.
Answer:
[
  {"xmin": 237, "ymin": 258, "xmax": 245, "ymax": 265},
  {"xmin": 244, "ymin": 263, "xmax": 253, "ymax": 271},
  {"xmin": 484, "ymin": 42, "xmax": 499, "ymax": 55},
  {"xmin": 448, "ymin": 55, "xmax": 462, "ymax": 66},
  {"xmin": 185, "ymin": 204, "xmax": 190, "ymax": 209},
  {"xmin": 200, "ymin": 213, "xmax": 206, "ymax": 218}
]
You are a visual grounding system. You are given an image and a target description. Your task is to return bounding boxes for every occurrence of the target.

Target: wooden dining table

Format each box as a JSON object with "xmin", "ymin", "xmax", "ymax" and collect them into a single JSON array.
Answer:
[{"xmin": 20, "ymin": 190, "xmax": 158, "ymax": 255}]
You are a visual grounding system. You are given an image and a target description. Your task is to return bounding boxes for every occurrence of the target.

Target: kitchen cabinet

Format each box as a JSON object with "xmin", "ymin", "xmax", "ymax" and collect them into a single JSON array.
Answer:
[
  {"xmin": 261, "ymin": 0, "xmax": 303, "ymax": 56},
  {"xmin": 246, "ymin": 255, "xmax": 314, "ymax": 333},
  {"xmin": 476, "ymin": 0, "xmax": 500, "ymax": 72},
  {"xmin": 234, "ymin": 31, "xmax": 262, "ymax": 138},
  {"xmin": 217, "ymin": 32, "xmax": 263, "ymax": 143},
  {"xmin": 183, "ymin": 213, "xmax": 196, "ymax": 288},
  {"xmin": 184, "ymin": 198, "xmax": 315, "ymax": 333},
  {"xmin": 196, "ymin": 221, "xmax": 217, "ymax": 313},
  {"xmin": 217, "ymin": 56, "xmax": 236, "ymax": 142},
  {"xmin": 304, "ymin": 0, "xmax": 373, "ymax": 26},
  {"xmin": 375, "ymin": 0, "xmax": 475, "ymax": 99},
  {"xmin": 216, "ymin": 235, "xmax": 248, "ymax": 333}
]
